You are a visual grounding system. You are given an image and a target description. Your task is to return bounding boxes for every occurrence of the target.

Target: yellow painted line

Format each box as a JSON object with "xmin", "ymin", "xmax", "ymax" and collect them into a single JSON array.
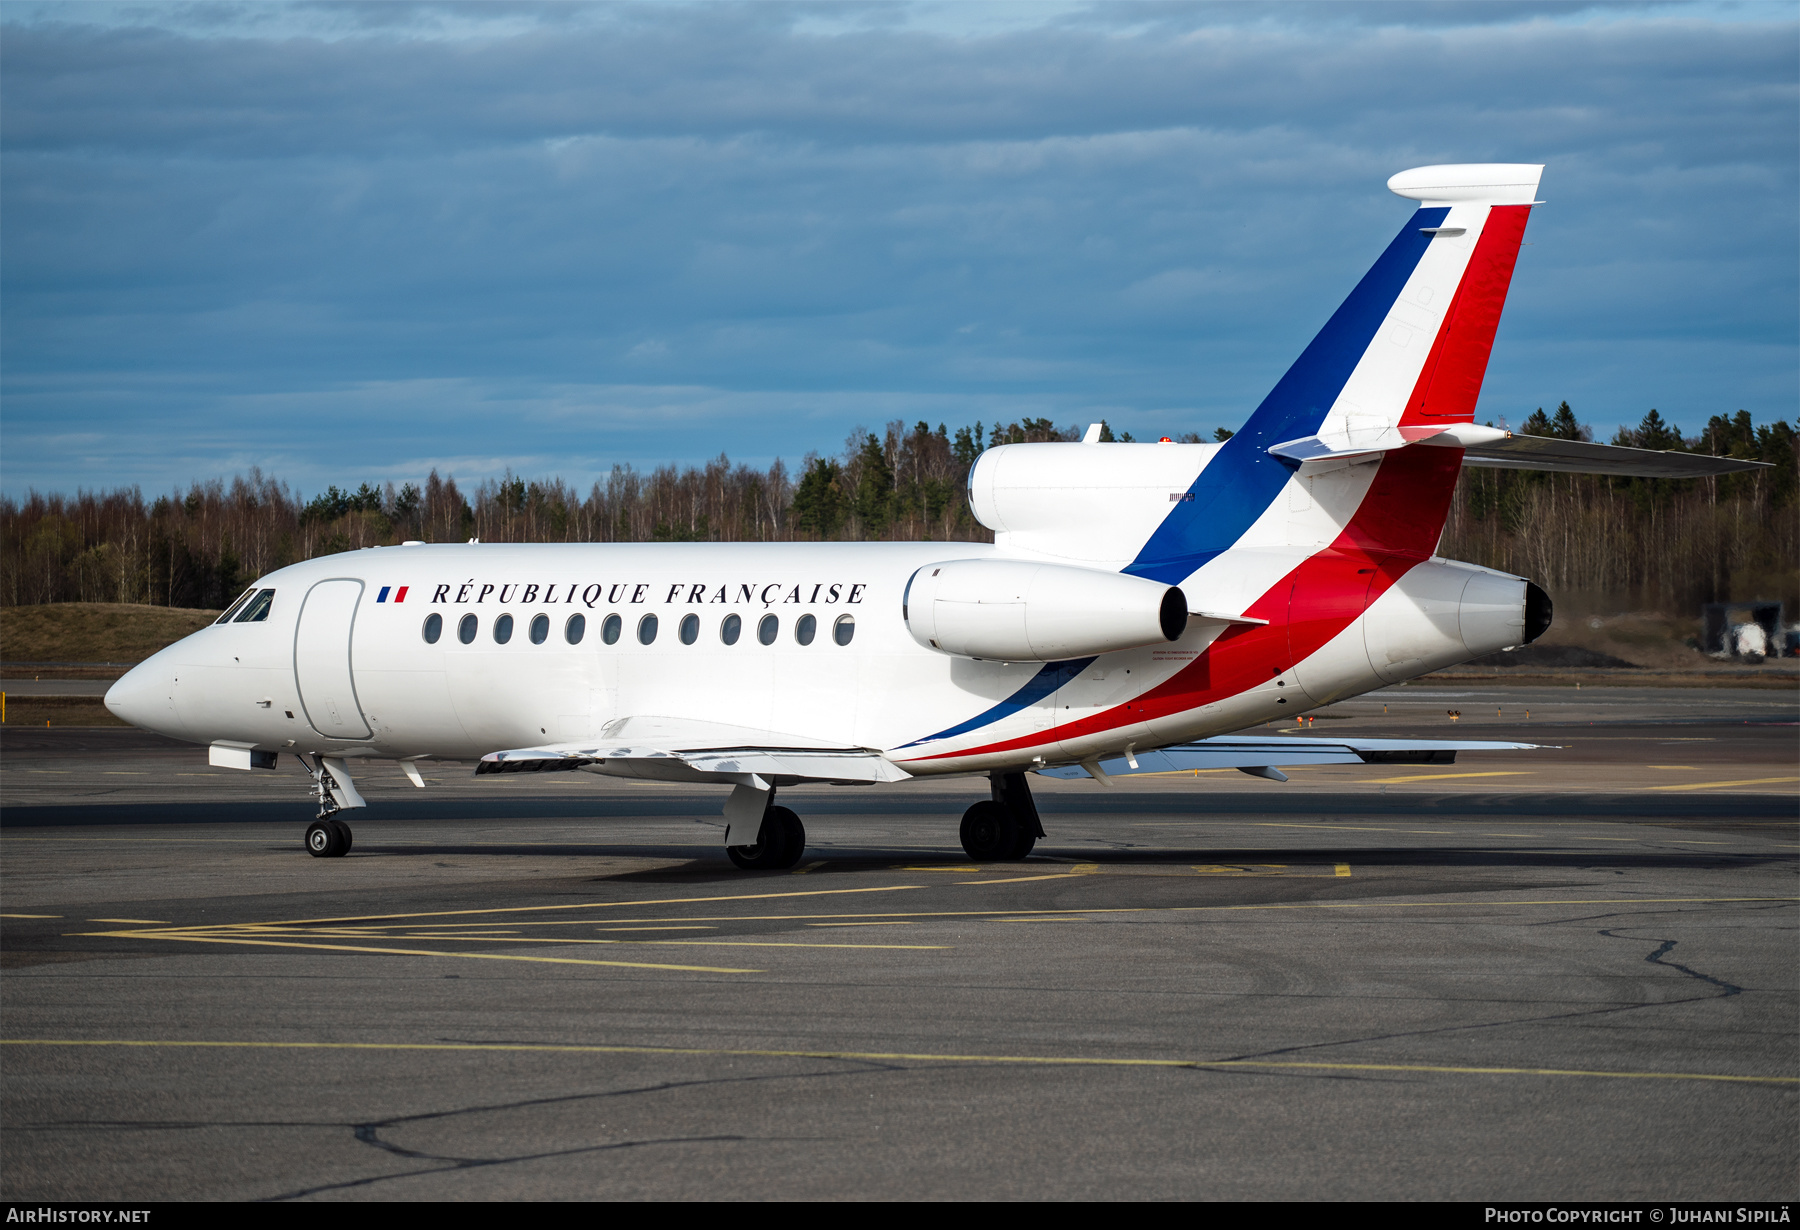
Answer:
[
  {"xmin": 0, "ymin": 914, "xmax": 62, "ymax": 919},
  {"xmin": 790, "ymin": 861, "xmax": 828, "ymax": 875},
  {"xmin": 594, "ymin": 926, "xmax": 716, "ymax": 932},
  {"xmin": 1649, "ymin": 766, "xmax": 1697, "ymax": 770},
  {"xmin": 956, "ymin": 872, "xmax": 1088, "ymax": 886},
  {"xmin": 1649, "ymin": 776, "xmax": 1799, "ymax": 792},
  {"xmin": 143, "ymin": 883, "xmax": 931, "ymax": 932},
  {"xmin": 71, "ymin": 930, "xmax": 760, "ymax": 974},
  {"xmin": 1257, "ymin": 823, "xmax": 1451, "ymax": 834},
  {"xmin": 88, "ymin": 918, "xmax": 170, "ymax": 925},
  {"xmin": 806, "ymin": 921, "xmax": 915, "ymax": 928},
  {"xmin": 90, "ymin": 927, "xmax": 943, "ymax": 953},
  {"xmin": 1335, "ymin": 864, "xmax": 1351, "ymax": 877},
  {"xmin": 79, "ymin": 898, "xmax": 1796, "ymax": 946},
  {"xmin": 2, "ymin": 1039, "xmax": 1789, "ymax": 1087},
  {"xmin": 1356, "ymin": 771, "xmax": 1529, "ymax": 784}
]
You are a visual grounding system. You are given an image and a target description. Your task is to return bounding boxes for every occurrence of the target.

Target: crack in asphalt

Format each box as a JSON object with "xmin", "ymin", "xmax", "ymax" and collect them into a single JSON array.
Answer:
[{"xmin": 1200, "ymin": 920, "xmax": 1751, "ymax": 1074}]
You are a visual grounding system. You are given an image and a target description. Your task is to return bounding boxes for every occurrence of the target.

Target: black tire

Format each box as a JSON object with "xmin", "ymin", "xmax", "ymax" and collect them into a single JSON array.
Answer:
[
  {"xmin": 1008, "ymin": 824, "xmax": 1037, "ymax": 860},
  {"xmin": 305, "ymin": 820, "xmax": 341, "ymax": 858},
  {"xmin": 960, "ymin": 800, "xmax": 1017, "ymax": 862},
  {"xmin": 726, "ymin": 806, "xmax": 805, "ymax": 871},
  {"xmin": 765, "ymin": 806, "xmax": 805, "ymax": 870},
  {"xmin": 330, "ymin": 819, "xmax": 353, "ymax": 854}
]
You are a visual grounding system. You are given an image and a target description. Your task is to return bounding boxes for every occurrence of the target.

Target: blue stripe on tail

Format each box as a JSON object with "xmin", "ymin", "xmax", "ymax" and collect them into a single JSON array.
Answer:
[{"xmin": 1124, "ymin": 207, "xmax": 1448, "ymax": 585}]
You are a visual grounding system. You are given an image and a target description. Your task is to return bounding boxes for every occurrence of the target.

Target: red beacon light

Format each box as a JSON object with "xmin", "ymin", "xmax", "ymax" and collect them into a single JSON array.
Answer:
[{"xmin": 1158, "ymin": 436, "xmax": 1173, "ymax": 443}]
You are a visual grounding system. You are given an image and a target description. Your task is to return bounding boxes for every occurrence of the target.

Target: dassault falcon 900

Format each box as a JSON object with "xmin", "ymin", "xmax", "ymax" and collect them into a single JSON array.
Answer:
[{"xmin": 104, "ymin": 164, "xmax": 1766, "ymax": 868}]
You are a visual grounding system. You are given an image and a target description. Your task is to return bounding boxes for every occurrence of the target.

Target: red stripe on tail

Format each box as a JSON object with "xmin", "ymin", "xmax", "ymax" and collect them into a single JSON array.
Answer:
[{"xmin": 1401, "ymin": 204, "xmax": 1532, "ymax": 424}]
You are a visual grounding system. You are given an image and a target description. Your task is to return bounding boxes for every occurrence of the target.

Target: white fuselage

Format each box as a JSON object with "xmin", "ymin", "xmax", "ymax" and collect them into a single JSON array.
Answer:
[{"xmin": 104, "ymin": 537, "xmax": 1525, "ymax": 778}]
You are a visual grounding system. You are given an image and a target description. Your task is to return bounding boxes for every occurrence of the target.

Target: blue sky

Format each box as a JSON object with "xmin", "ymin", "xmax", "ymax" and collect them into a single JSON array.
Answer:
[{"xmin": 3, "ymin": 0, "xmax": 1795, "ymax": 499}]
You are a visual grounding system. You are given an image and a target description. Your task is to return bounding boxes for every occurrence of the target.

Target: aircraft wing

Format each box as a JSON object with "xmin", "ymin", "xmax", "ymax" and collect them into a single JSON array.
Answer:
[
  {"xmin": 1034, "ymin": 735, "xmax": 1545, "ymax": 784},
  {"xmin": 476, "ymin": 716, "xmax": 913, "ymax": 785}
]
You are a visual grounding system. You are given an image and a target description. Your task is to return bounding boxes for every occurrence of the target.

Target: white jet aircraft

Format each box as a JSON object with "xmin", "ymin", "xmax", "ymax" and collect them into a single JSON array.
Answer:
[{"xmin": 104, "ymin": 164, "xmax": 1766, "ymax": 868}]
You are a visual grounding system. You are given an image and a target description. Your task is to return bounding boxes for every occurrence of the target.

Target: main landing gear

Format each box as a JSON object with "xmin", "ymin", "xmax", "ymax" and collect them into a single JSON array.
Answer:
[
  {"xmin": 960, "ymin": 771, "xmax": 1044, "ymax": 862},
  {"xmin": 727, "ymin": 803, "xmax": 806, "ymax": 871}
]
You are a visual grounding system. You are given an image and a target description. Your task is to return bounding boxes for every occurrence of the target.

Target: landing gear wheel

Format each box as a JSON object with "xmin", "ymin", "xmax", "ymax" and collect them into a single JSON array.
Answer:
[
  {"xmin": 960, "ymin": 800, "xmax": 1017, "ymax": 862},
  {"xmin": 305, "ymin": 819, "xmax": 347, "ymax": 858},
  {"xmin": 727, "ymin": 806, "xmax": 805, "ymax": 870},
  {"xmin": 1008, "ymin": 824, "xmax": 1037, "ymax": 860}
]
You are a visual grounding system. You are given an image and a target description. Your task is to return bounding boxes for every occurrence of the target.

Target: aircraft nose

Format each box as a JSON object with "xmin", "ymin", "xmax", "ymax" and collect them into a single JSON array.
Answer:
[{"xmin": 105, "ymin": 659, "xmax": 178, "ymax": 734}]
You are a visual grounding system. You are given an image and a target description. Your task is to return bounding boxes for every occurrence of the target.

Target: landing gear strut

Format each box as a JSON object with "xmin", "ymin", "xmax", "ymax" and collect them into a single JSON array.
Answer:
[
  {"xmin": 960, "ymin": 771, "xmax": 1044, "ymax": 862},
  {"xmin": 727, "ymin": 803, "xmax": 806, "ymax": 871}
]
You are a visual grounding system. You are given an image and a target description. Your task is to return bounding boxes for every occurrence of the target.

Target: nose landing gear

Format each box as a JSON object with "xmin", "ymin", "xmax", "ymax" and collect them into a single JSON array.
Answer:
[
  {"xmin": 960, "ymin": 771, "xmax": 1044, "ymax": 861},
  {"xmin": 300, "ymin": 754, "xmax": 361, "ymax": 858}
]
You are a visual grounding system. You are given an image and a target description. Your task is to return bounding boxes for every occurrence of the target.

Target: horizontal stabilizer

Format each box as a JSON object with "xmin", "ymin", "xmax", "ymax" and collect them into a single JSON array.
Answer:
[
  {"xmin": 1269, "ymin": 421, "xmax": 1770, "ymax": 478},
  {"xmin": 1035, "ymin": 735, "xmax": 1545, "ymax": 781},
  {"xmin": 1435, "ymin": 432, "xmax": 1772, "ymax": 477}
]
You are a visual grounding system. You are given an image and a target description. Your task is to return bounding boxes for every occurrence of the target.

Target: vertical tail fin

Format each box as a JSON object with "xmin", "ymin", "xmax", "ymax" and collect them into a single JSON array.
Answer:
[{"xmin": 1127, "ymin": 164, "xmax": 1541, "ymax": 581}]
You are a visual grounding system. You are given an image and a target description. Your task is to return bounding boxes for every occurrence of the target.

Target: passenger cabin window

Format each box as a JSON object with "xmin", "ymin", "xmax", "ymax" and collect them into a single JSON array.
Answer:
[
  {"xmin": 758, "ymin": 614, "xmax": 778, "ymax": 645},
  {"xmin": 234, "ymin": 589, "xmax": 275, "ymax": 622},
  {"xmin": 721, "ymin": 614, "xmax": 742, "ymax": 645},
  {"xmin": 638, "ymin": 614, "xmax": 658, "ymax": 645},
  {"xmin": 422, "ymin": 613, "xmax": 443, "ymax": 644},
  {"xmin": 679, "ymin": 614, "xmax": 700, "ymax": 645},
  {"xmin": 602, "ymin": 613, "xmax": 622, "ymax": 645},
  {"xmin": 529, "ymin": 614, "xmax": 549, "ymax": 644},
  {"xmin": 458, "ymin": 614, "xmax": 478, "ymax": 644},
  {"xmin": 565, "ymin": 613, "xmax": 586, "ymax": 645},
  {"xmin": 795, "ymin": 614, "xmax": 816, "ymax": 645},
  {"xmin": 834, "ymin": 614, "xmax": 855, "ymax": 646},
  {"xmin": 216, "ymin": 588, "xmax": 257, "ymax": 624},
  {"xmin": 494, "ymin": 614, "xmax": 514, "ymax": 644}
]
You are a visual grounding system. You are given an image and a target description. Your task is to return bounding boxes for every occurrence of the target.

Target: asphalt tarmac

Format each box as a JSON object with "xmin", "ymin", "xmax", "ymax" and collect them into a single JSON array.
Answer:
[{"xmin": 1, "ymin": 684, "xmax": 1794, "ymax": 1201}]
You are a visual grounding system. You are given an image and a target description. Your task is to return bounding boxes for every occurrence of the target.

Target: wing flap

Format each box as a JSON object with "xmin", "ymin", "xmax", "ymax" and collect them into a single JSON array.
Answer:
[{"xmin": 476, "ymin": 717, "xmax": 912, "ymax": 785}]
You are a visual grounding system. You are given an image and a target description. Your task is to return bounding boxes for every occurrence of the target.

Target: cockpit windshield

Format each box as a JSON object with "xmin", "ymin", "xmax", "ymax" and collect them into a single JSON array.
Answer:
[
  {"xmin": 215, "ymin": 588, "xmax": 257, "ymax": 624},
  {"xmin": 232, "ymin": 589, "xmax": 276, "ymax": 623}
]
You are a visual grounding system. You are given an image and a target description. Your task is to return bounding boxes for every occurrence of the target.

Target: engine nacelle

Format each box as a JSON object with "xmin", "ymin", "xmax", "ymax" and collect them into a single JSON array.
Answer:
[{"xmin": 904, "ymin": 559, "xmax": 1187, "ymax": 662}]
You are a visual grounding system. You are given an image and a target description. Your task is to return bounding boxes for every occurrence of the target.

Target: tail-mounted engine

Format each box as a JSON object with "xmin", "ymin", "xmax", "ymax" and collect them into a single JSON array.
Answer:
[{"xmin": 904, "ymin": 559, "xmax": 1187, "ymax": 662}]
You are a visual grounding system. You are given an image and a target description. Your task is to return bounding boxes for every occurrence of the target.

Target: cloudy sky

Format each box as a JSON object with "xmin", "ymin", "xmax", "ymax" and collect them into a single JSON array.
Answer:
[{"xmin": 2, "ymin": 1, "xmax": 1794, "ymax": 498}]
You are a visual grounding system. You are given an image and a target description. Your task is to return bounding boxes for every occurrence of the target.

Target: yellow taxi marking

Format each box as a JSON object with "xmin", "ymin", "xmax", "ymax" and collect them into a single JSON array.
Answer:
[
  {"xmin": 1, "ymin": 914, "xmax": 62, "ymax": 919},
  {"xmin": 4, "ymin": 1038, "xmax": 1789, "ymax": 1087},
  {"xmin": 1356, "ymin": 771, "xmax": 1530, "ymax": 784},
  {"xmin": 1649, "ymin": 776, "xmax": 1799, "ymax": 792},
  {"xmin": 88, "ymin": 918, "xmax": 170, "ymax": 925},
  {"xmin": 141, "ymin": 882, "xmax": 931, "ymax": 931},
  {"xmin": 594, "ymin": 926, "xmax": 716, "ymax": 932},
  {"xmin": 1257, "ymin": 823, "xmax": 1452, "ymax": 834},
  {"xmin": 805, "ymin": 921, "xmax": 915, "ymax": 927},
  {"xmin": 70, "ymin": 930, "xmax": 760, "ymax": 974},
  {"xmin": 91, "ymin": 895, "xmax": 1792, "ymax": 936},
  {"xmin": 790, "ymin": 862, "xmax": 828, "ymax": 875},
  {"xmin": 1192, "ymin": 864, "xmax": 1289, "ymax": 875},
  {"xmin": 1336, "ymin": 864, "xmax": 1351, "ymax": 877},
  {"xmin": 956, "ymin": 872, "xmax": 1089, "ymax": 886},
  {"xmin": 1648, "ymin": 766, "xmax": 1697, "ymax": 770}
]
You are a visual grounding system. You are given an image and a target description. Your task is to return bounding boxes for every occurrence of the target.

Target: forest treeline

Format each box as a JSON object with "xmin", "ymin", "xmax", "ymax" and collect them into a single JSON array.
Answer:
[{"xmin": 2, "ymin": 408, "xmax": 1793, "ymax": 617}]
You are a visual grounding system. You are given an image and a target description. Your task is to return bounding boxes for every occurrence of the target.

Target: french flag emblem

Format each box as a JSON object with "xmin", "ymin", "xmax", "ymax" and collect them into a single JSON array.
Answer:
[{"xmin": 377, "ymin": 586, "xmax": 408, "ymax": 603}]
